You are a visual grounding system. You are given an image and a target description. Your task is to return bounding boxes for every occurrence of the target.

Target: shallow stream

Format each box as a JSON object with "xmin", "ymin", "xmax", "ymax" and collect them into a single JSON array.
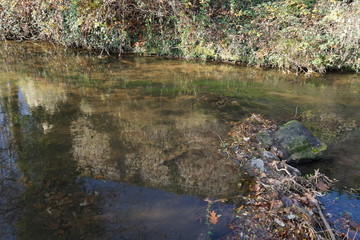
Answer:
[{"xmin": 0, "ymin": 41, "xmax": 359, "ymax": 239}]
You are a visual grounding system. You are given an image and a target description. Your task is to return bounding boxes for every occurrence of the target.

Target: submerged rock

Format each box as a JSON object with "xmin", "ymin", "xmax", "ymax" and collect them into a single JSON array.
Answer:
[
  {"xmin": 262, "ymin": 151, "xmax": 279, "ymax": 161},
  {"xmin": 249, "ymin": 158, "xmax": 265, "ymax": 172},
  {"xmin": 258, "ymin": 120, "xmax": 327, "ymax": 164}
]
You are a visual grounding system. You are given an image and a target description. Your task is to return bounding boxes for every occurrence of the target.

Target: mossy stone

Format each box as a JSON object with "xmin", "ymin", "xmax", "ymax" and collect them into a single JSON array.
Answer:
[{"xmin": 258, "ymin": 120, "xmax": 327, "ymax": 164}]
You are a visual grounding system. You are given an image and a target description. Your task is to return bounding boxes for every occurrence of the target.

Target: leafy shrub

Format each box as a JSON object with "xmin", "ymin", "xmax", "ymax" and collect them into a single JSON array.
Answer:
[{"xmin": 0, "ymin": 0, "xmax": 358, "ymax": 73}]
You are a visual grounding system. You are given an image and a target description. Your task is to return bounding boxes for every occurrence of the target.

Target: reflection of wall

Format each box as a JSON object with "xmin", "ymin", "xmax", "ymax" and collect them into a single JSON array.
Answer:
[{"xmin": 19, "ymin": 79, "xmax": 67, "ymax": 113}]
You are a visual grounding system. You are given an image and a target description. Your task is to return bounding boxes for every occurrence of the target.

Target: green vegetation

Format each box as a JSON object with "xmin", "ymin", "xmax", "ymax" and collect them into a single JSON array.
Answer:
[
  {"xmin": 301, "ymin": 110, "xmax": 357, "ymax": 143},
  {"xmin": 0, "ymin": 0, "xmax": 359, "ymax": 73}
]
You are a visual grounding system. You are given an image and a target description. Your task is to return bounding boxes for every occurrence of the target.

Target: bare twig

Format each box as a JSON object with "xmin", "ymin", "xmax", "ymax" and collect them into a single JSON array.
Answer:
[
  {"xmin": 294, "ymin": 106, "xmax": 299, "ymax": 119},
  {"xmin": 314, "ymin": 201, "xmax": 336, "ymax": 240}
]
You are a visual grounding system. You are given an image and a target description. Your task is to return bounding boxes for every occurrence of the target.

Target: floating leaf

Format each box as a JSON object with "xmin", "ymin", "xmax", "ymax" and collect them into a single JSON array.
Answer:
[{"xmin": 209, "ymin": 210, "xmax": 219, "ymax": 224}]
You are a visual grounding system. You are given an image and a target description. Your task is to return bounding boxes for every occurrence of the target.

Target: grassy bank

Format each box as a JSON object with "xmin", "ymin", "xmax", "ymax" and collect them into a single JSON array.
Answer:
[{"xmin": 0, "ymin": 0, "xmax": 359, "ymax": 73}]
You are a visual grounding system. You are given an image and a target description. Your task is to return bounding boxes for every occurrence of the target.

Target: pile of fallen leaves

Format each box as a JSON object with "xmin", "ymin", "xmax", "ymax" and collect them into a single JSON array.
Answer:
[
  {"xmin": 223, "ymin": 114, "xmax": 336, "ymax": 239},
  {"xmin": 226, "ymin": 114, "xmax": 276, "ymax": 162}
]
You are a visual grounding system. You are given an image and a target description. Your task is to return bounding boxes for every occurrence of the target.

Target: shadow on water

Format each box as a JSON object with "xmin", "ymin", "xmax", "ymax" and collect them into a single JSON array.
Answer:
[
  {"xmin": 83, "ymin": 178, "xmax": 234, "ymax": 240},
  {"xmin": 0, "ymin": 41, "xmax": 360, "ymax": 239}
]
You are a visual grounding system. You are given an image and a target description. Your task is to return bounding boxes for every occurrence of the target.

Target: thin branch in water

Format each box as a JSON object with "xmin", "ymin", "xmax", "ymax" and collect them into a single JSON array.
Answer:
[
  {"xmin": 294, "ymin": 106, "xmax": 299, "ymax": 119},
  {"xmin": 314, "ymin": 200, "xmax": 336, "ymax": 240}
]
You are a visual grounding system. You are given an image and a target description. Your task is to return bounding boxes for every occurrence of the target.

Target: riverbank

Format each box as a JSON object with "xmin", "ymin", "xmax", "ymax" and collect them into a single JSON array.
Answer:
[
  {"xmin": 223, "ymin": 114, "xmax": 347, "ymax": 239},
  {"xmin": 1, "ymin": 0, "xmax": 359, "ymax": 74}
]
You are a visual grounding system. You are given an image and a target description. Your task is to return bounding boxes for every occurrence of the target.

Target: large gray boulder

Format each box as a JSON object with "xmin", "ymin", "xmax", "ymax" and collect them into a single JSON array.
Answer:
[{"xmin": 258, "ymin": 120, "xmax": 327, "ymax": 164}]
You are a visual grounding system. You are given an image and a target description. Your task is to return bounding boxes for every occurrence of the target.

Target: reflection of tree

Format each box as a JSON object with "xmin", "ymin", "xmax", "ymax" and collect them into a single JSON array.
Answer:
[
  {"xmin": 71, "ymin": 117, "xmax": 116, "ymax": 179},
  {"xmin": 121, "ymin": 103, "xmax": 240, "ymax": 197},
  {"xmin": 0, "ymin": 85, "xmax": 24, "ymax": 239},
  {"xmin": 0, "ymin": 84, "xmax": 103, "ymax": 239},
  {"xmin": 19, "ymin": 78, "xmax": 67, "ymax": 113},
  {"xmin": 72, "ymin": 96, "xmax": 240, "ymax": 198}
]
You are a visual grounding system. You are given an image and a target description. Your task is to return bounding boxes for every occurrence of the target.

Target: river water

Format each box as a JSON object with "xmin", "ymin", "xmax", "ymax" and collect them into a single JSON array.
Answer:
[{"xmin": 0, "ymin": 41, "xmax": 359, "ymax": 239}]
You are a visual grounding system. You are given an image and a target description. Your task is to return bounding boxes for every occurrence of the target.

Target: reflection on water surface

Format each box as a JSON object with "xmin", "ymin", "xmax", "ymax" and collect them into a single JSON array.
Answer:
[
  {"xmin": 0, "ymin": 41, "xmax": 360, "ymax": 239},
  {"xmin": 84, "ymin": 178, "xmax": 234, "ymax": 239}
]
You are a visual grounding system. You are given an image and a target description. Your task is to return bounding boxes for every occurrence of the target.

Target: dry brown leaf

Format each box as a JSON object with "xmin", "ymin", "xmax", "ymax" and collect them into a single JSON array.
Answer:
[
  {"xmin": 304, "ymin": 192, "xmax": 315, "ymax": 202},
  {"xmin": 209, "ymin": 210, "xmax": 219, "ymax": 224},
  {"xmin": 236, "ymin": 205, "xmax": 244, "ymax": 212},
  {"xmin": 272, "ymin": 200, "xmax": 283, "ymax": 210},
  {"xmin": 249, "ymin": 183, "xmax": 261, "ymax": 191},
  {"xmin": 316, "ymin": 180, "xmax": 329, "ymax": 192},
  {"xmin": 253, "ymin": 212, "xmax": 265, "ymax": 219},
  {"xmin": 268, "ymin": 191, "xmax": 279, "ymax": 198},
  {"xmin": 299, "ymin": 196, "xmax": 308, "ymax": 204}
]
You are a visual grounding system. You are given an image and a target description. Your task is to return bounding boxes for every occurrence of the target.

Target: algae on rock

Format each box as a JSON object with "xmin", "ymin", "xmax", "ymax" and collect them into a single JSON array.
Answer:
[{"xmin": 258, "ymin": 120, "xmax": 327, "ymax": 164}]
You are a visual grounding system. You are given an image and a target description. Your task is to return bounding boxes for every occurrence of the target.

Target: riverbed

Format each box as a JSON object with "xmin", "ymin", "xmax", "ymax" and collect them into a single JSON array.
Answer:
[{"xmin": 0, "ymin": 41, "xmax": 359, "ymax": 239}]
